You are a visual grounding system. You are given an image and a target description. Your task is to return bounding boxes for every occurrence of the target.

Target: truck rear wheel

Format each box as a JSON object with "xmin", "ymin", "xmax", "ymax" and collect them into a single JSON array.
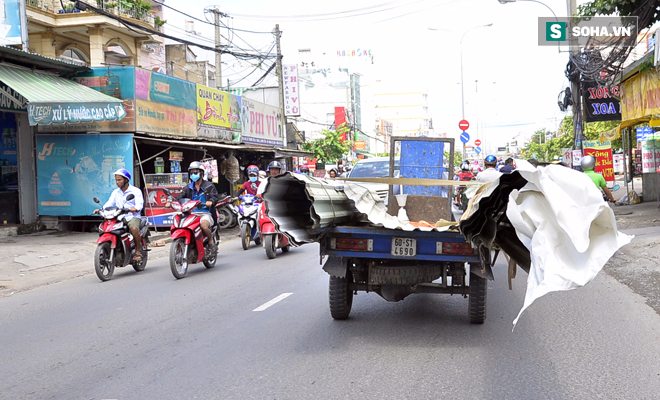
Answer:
[
  {"xmin": 329, "ymin": 270, "xmax": 353, "ymax": 320},
  {"xmin": 468, "ymin": 272, "xmax": 487, "ymax": 324}
]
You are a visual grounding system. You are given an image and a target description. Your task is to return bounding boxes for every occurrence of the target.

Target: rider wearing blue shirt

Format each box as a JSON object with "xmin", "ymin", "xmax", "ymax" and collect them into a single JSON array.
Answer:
[{"xmin": 166, "ymin": 161, "xmax": 219, "ymax": 251}]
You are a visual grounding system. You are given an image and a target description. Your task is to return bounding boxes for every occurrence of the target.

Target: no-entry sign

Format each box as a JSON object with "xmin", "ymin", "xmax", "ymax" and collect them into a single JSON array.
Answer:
[
  {"xmin": 475, "ymin": 139, "xmax": 481, "ymax": 146},
  {"xmin": 459, "ymin": 119, "xmax": 470, "ymax": 131}
]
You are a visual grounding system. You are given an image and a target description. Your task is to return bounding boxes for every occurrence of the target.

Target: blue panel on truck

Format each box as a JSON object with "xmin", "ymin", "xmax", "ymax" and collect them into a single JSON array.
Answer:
[{"xmin": 399, "ymin": 140, "xmax": 448, "ymax": 196}]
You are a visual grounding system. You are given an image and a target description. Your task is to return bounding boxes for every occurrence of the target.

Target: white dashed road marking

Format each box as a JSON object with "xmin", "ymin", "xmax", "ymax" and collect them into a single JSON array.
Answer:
[{"xmin": 253, "ymin": 293, "xmax": 293, "ymax": 312}]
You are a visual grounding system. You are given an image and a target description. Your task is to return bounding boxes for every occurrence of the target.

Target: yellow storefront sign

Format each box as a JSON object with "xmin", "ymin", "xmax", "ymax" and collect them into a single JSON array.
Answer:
[
  {"xmin": 621, "ymin": 70, "xmax": 660, "ymax": 121},
  {"xmin": 135, "ymin": 99, "xmax": 196, "ymax": 136},
  {"xmin": 196, "ymin": 85, "xmax": 241, "ymax": 130}
]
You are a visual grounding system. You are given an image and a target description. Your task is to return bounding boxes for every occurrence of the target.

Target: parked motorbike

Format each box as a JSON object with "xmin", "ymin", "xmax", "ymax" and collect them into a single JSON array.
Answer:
[
  {"xmin": 237, "ymin": 194, "xmax": 262, "ymax": 250},
  {"xmin": 164, "ymin": 189, "xmax": 219, "ymax": 279},
  {"xmin": 92, "ymin": 194, "xmax": 149, "ymax": 281},
  {"xmin": 258, "ymin": 201, "xmax": 291, "ymax": 259},
  {"xmin": 215, "ymin": 193, "xmax": 237, "ymax": 230}
]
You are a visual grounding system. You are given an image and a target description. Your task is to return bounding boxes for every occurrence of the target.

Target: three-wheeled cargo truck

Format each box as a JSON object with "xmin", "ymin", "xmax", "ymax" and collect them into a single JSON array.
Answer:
[{"xmin": 319, "ymin": 137, "xmax": 488, "ymax": 323}]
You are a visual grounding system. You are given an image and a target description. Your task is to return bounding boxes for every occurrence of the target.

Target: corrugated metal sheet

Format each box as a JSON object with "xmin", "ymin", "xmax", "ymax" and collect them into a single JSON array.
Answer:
[{"xmin": 263, "ymin": 173, "xmax": 456, "ymax": 246}]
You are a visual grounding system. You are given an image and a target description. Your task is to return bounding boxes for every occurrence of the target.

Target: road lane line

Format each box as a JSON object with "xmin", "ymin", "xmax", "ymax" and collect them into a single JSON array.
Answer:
[{"xmin": 253, "ymin": 293, "xmax": 293, "ymax": 312}]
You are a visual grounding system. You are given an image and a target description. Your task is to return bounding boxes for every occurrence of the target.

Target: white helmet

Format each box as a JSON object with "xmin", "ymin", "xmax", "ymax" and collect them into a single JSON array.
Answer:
[{"xmin": 580, "ymin": 155, "xmax": 596, "ymax": 171}]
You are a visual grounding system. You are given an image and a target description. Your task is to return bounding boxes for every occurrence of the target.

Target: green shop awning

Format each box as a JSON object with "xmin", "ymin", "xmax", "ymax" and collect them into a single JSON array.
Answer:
[{"xmin": 0, "ymin": 65, "xmax": 126, "ymax": 126}]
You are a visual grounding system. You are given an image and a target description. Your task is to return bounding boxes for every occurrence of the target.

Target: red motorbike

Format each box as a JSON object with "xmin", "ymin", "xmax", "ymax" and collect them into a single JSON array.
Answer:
[
  {"xmin": 166, "ymin": 194, "xmax": 219, "ymax": 279},
  {"xmin": 93, "ymin": 194, "xmax": 150, "ymax": 281},
  {"xmin": 258, "ymin": 201, "xmax": 291, "ymax": 259}
]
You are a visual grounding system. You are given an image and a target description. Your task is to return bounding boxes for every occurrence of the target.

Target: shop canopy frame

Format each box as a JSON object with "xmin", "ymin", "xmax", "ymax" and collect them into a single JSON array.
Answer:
[{"xmin": 0, "ymin": 64, "xmax": 125, "ymax": 126}]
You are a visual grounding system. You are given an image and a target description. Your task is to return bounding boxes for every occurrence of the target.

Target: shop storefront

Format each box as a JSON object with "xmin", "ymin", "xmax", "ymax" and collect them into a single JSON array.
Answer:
[{"xmin": 0, "ymin": 58, "xmax": 125, "ymax": 229}]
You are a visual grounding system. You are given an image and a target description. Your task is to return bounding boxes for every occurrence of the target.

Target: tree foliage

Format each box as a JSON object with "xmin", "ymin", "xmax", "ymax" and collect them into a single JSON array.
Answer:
[
  {"xmin": 301, "ymin": 123, "xmax": 352, "ymax": 163},
  {"xmin": 521, "ymin": 117, "xmax": 622, "ymax": 162},
  {"xmin": 578, "ymin": 0, "xmax": 658, "ymax": 29}
]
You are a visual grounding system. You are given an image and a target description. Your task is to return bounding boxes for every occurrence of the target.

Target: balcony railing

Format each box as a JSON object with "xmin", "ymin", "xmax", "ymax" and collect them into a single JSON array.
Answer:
[{"xmin": 27, "ymin": 0, "xmax": 155, "ymax": 26}]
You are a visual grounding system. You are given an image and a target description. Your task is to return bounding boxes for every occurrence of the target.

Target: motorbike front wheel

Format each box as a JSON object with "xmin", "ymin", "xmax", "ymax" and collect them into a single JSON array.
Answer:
[
  {"xmin": 264, "ymin": 234, "xmax": 277, "ymax": 259},
  {"xmin": 241, "ymin": 223, "xmax": 251, "ymax": 250},
  {"xmin": 169, "ymin": 238, "xmax": 189, "ymax": 279},
  {"xmin": 94, "ymin": 242, "xmax": 115, "ymax": 282}
]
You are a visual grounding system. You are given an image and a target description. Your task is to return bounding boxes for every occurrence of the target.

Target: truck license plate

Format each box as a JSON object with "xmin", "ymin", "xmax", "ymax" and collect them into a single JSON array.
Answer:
[{"xmin": 391, "ymin": 237, "xmax": 416, "ymax": 257}]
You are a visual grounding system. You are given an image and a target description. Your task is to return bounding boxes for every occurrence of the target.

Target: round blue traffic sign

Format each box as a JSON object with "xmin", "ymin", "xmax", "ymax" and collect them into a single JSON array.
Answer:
[
  {"xmin": 460, "ymin": 131, "xmax": 470, "ymax": 144},
  {"xmin": 475, "ymin": 146, "xmax": 482, "ymax": 154}
]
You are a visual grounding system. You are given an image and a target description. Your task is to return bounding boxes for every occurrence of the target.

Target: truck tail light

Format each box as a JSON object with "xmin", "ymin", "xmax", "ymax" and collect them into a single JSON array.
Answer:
[
  {"xmin": 331, "ymin": 238, "xmax": 373, "ymax": 251},
  {"xmin": 437, "ymin": 242, "xmax": 475, "ymax": 255}
]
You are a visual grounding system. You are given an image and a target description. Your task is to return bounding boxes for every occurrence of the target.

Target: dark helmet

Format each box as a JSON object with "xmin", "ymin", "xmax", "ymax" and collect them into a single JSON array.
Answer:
[
  {"xmin": 268, "ymin": 160, "xmax": 283, "ymax": 170},
  {"xmin": 247, "ymin": 165, "xmax": 259, "ymax": 176},
  {"xmin": 485, "ymin": 155, "xmax": 497, "ymax": 164},
  {"xmin": 580, "ymin": 155, "xmax": 596, "ymax": 171}
]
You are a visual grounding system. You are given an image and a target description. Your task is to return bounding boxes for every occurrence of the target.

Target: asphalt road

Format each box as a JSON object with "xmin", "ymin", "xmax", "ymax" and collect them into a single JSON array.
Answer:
[{"xmin": 2, "ymin": 238, "xmax": 660, "ymax": 399}]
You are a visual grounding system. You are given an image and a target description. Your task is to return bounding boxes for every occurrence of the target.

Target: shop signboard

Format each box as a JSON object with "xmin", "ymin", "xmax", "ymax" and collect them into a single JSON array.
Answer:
[
  {"xmin": 0, "ymin": 82, "xmax": 25, "ymax": 112},
  {"xmin": 582, "ymin": 81, "xmax": 621, "ymax": 122},
  {"xmin": 240, "ymin": 98, "xmax": 285, "ymax": 146},
  {"xmin": 195, "ymin": 84, "xmax": 241, "ymax": 142},
  {"xmin": 28, "ymin": 102, "xmax": 127, "ymax": 126},
  {"xmin": 621, "ymin": 70, "xmax": 660, "ymax": 120},
  {"xmin": 283, "ymin": 64, "xmax": 300, "ymax": 116},
  {"xmin": 41, "ymin": 67, "xmax": 137, "ymax": 133},
  {"xmin": 36, "ymin": 134, "xmax": 134, "ymax": 216},
  {"xmin": 135, "ymin": 68, "xmax": 196, "ymax": 137},
  {"xmin": 583, "ymin": 140, "xmax": 615, "ymax": 181}
]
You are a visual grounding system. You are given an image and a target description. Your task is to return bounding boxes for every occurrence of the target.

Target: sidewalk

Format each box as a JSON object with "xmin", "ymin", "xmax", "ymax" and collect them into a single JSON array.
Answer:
[{"xmin": 0, "ymin": 227, "xmax": 240, "ymax": 297}]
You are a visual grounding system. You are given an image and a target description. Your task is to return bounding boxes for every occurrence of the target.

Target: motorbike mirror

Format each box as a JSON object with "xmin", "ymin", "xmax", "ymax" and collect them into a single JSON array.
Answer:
[
  {"xmin": 93, "ymin": 197, "xmax": 100, "ymax": 204},
  {"xmin": 162, "ymin": 188, "xmax": 171, "ymax": 196},
  {"xmin": 612, "ymin": 184, "xmax": 621, "ymax": 192},
  {"xmin": 126, "ymin": 194, "xmax": 135, "ymax": 201}
]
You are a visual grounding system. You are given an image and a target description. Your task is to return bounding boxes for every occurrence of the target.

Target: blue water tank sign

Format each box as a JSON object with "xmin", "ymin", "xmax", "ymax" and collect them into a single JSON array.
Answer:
[
  {"xmin": 460, "ymin": 131, "xmax": 470, "ymax": 143},
  {"xmin": 475, "ymin": 146, "xmax": 482, "ymax": 154}
]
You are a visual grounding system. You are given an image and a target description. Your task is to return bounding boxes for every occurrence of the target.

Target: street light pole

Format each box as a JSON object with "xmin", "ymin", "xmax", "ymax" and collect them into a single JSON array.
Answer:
[{"xmin": 459, "ymin": 23, "xmax": 493, "ymax": 159}]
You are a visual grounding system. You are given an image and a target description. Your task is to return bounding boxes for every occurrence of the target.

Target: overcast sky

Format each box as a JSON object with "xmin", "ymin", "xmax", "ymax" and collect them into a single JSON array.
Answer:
[{"xmin": 163, "ymin": 0, "xmax": 583, "ymax": 153}]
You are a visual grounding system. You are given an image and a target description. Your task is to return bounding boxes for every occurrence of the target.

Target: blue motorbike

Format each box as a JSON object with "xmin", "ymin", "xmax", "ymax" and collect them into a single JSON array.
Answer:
[{"xmin": 238, "ymin": 194, "xmax": 262, "ymax": 250}]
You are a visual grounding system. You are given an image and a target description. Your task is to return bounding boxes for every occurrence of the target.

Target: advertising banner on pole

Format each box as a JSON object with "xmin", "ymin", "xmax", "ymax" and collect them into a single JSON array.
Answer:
[
  {"xmin": 583, "ymin": 139, "xmax": 615, "ymax": 181},
  {"xmin": 240, "ymin": 97, "xmax": 284, "ymax": 146},
  {"xmin": 36, "ymin": 134, "xmax": 134, "ymax": 216}
]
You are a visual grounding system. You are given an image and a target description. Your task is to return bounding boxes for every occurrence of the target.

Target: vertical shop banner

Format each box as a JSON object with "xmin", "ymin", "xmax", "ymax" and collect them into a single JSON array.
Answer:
[
  {"xmin": 135, "ymin": 68, "xmax": 197, "ymax": 137},
  {"xmin": 36, "ymin": 134, "xmax": 133, "ymax": 216},
  {"xmin": 583, "ymin": 140, "xmax": 615, "ymax": 181},
  {"xmin": 195, "ymin": 85, "xmax": 241, "ymax": 142},
  {"xmin": 641, "ymin": 141, "xmax": 655, "ymax": 173},
  {"xmin": 0, "ymin": 0, "xmax": 23, "ymax": 45},
  {"xmin": 283, "ymin": 64, "xmax": 300, "ymax": 116},
  {"xmin": 240, "ymin": 98, "xmax": 284, "ymax": 146},
  {"xmin": 0, "ymin": 112, "xmax": 18, "ymax": 190}
]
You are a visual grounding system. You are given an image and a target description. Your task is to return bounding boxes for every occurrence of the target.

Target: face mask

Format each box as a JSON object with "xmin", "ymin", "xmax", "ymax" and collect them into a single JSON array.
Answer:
[
  {"xmin": 190, "ymin": 173, "xmax": 200, "ymax": 182},
  {"xmin": 249, "ymin": 176, "xmax": 258, "ymax": 182}
]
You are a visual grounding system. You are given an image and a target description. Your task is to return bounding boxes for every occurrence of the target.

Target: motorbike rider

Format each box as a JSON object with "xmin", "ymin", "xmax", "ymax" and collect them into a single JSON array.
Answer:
[
  {"xmin": 237, "ymin": 165, "xmax": 260, "ymax": 196},
  {"xmin": 499, "ymin": 157, "xmax": 516, "ymax": 174},
  {"xmin": 166, "ymin": 161, "xmax": 220, "ymax": 252},
  {"xmin": 454, "ymin": 162, "xmax": 474, "ymax": 208},
  {"xmin": 326, "ymin": 167, "xmax": 339, "ymax": 179},
  {"xmin": 476, "ymin": 155, "xmax": 502, "ymax": 183},
  {"xmin": 94, "ymin": 169, "xmax": 144, "ymax": 262},
  {"xmin": 257, "ymin": 160, "xmax": 283, "ymax": 197},
  {"xmin": 300, "ymin": 165, "xmax": 311, "ymax": 176},
  {"xmin": 581, "ymin": 155, "xmax": 616, "ymax": 203}
]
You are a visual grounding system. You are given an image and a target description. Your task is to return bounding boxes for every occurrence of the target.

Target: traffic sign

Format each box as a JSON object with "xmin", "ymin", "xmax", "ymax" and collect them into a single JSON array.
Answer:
[
  {"xmin": 459, "ymin": 119, "xmax": 470, "ymax": 130},
  {"xmin": 474, "ymin": 139, "xmax": 481, "ymax": 146},
  {"xmin": 475, "ymin": 146, "xmax": 482, "ymax": 154},
  {"xmin": 460, "ymin": 131, "xmax": 470, "ymax": 144}
]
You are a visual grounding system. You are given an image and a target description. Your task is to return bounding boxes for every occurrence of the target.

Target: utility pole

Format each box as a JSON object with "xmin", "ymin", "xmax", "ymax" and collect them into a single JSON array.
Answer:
[
  {"xmin": 567, "ymin": 0, "xmax": 584, "ymax": 165},
  {"xmin": 274, "ymin": 24, "xmax": 293, "ymax": 168},
  {"xmin": 212, "ymin": 8, "xmax": 222, "ymax": 90}
]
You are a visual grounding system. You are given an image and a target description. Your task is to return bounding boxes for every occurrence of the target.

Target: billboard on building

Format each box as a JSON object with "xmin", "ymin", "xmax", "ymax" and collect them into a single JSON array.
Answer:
[
  {"xmin": 0, "ymin": 0, "xmax": 23, "ymax": 45},
  {"xmin": 241, "ymin": 98, "xmax": 284, "ymax": 146},
  {"xmin": 283, "ymin": 64, "xmax": 300, "ymax": 116},
  {"xmin": 36, "ymin": 134, "xmax": 134, "ymax": 216},
  {"xmin": 195, "ymin": 84, "xmax": 241, "ymax": 143}
]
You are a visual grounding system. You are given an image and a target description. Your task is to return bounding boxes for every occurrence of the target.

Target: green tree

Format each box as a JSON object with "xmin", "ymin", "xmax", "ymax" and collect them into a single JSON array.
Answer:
[
  {"xmin": 444, "ymin": 150, "xmax": 463, "ymax": 168},
  {"xmin": 301, "ymin": 123, "xmax": 352, "ymax": 163},
  {"xmin": 578, "ymin": 0, "xmax": 656, "ymax": 29}
]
